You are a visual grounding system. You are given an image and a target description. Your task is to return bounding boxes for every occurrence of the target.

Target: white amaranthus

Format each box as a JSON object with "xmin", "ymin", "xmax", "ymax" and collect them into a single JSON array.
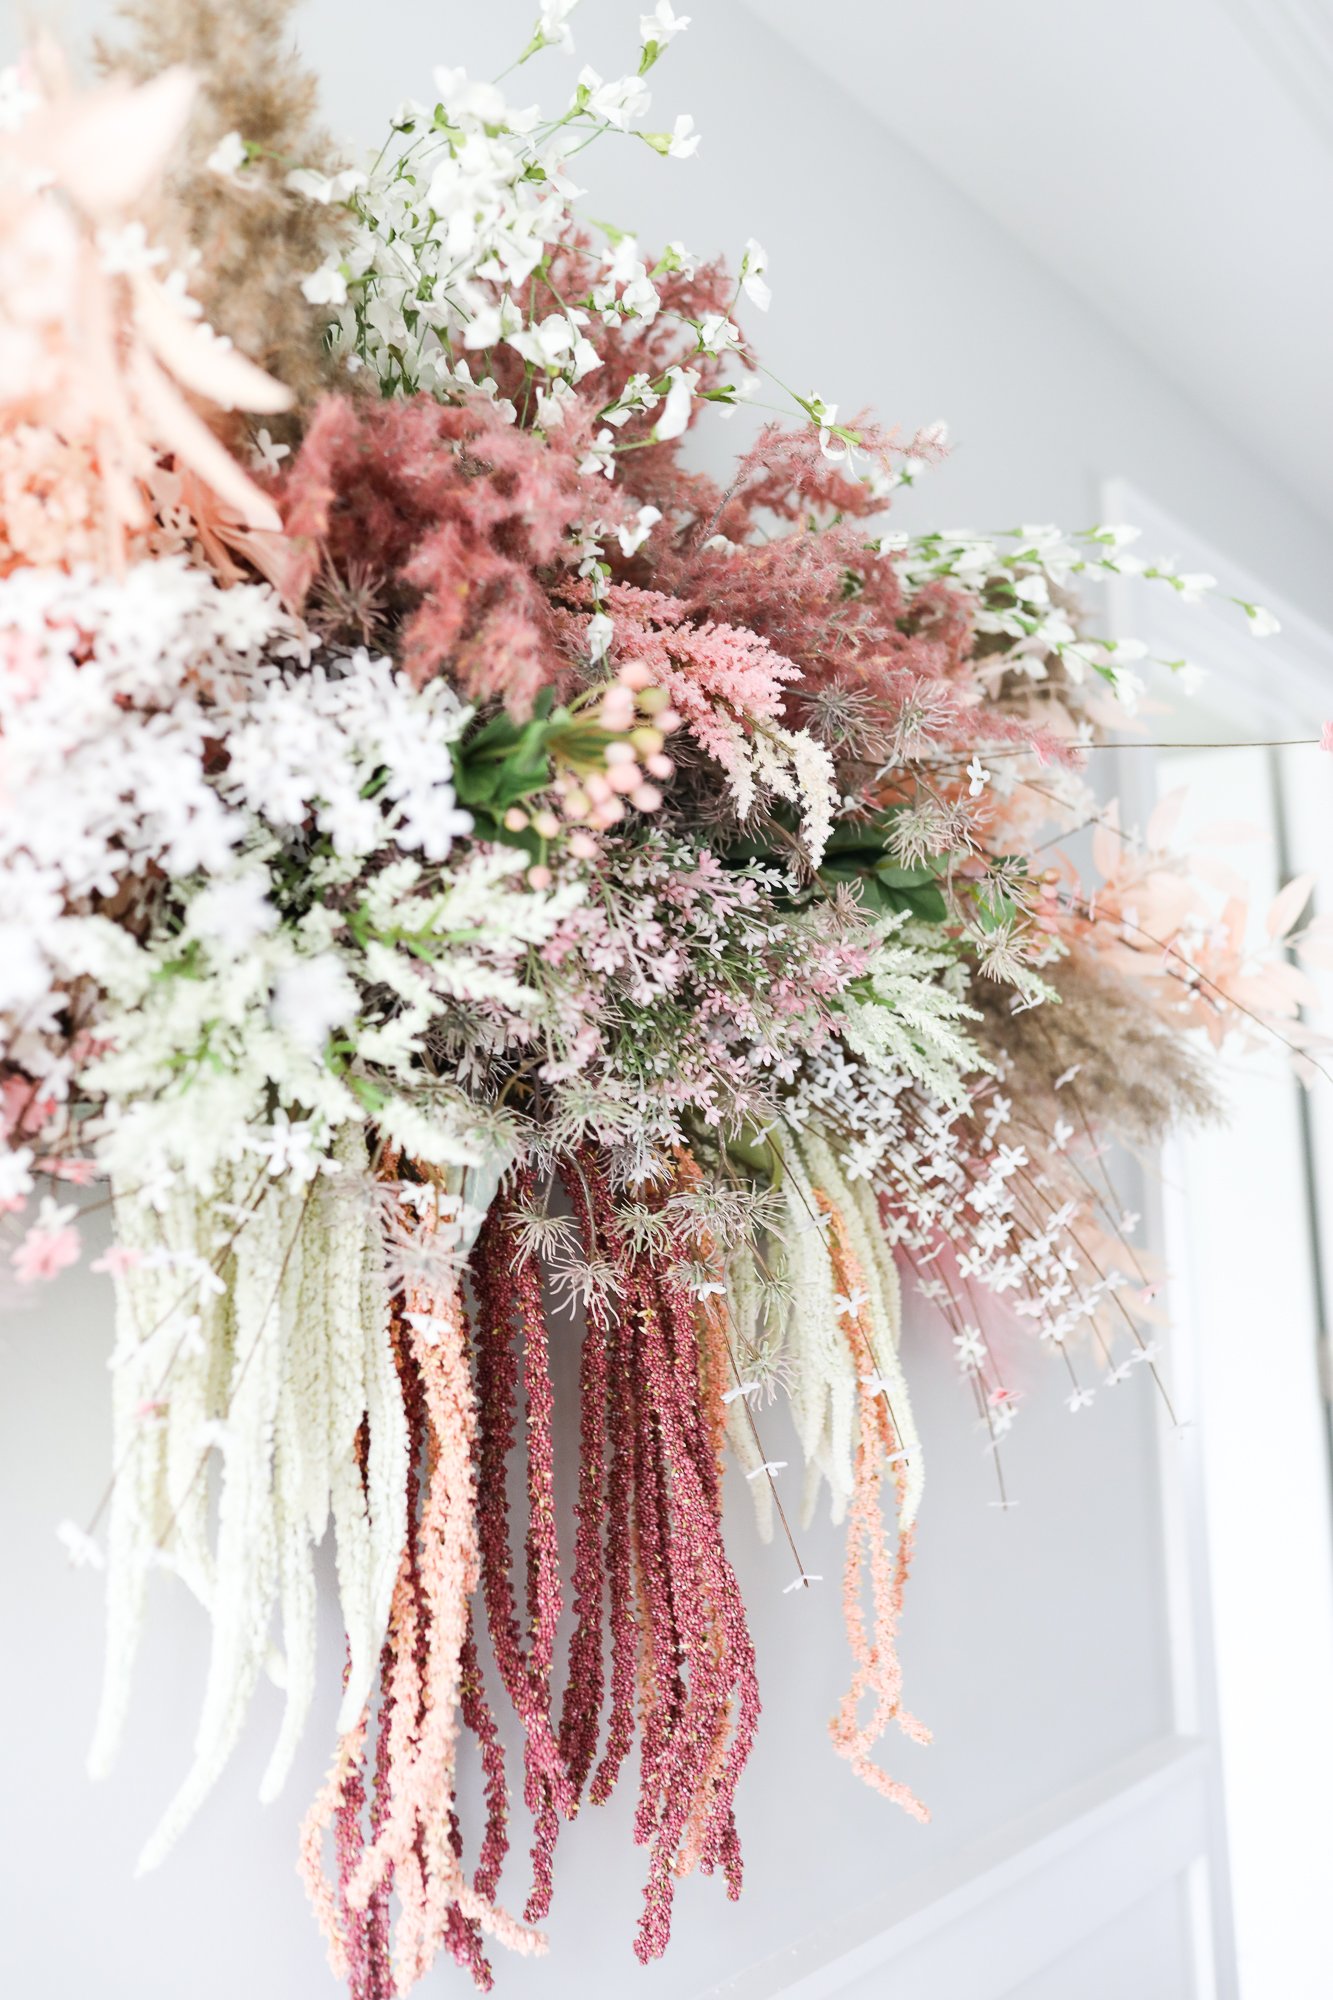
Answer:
[{"xmin": 91, "ymin": 1129, "xmax": 408, "ymax": 1870}]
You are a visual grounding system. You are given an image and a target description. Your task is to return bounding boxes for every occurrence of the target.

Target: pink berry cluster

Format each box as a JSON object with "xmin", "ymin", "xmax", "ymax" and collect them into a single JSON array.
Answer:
[{"xmin": 503, "ymin": 661, "xmax": 682, "ymax": 885}]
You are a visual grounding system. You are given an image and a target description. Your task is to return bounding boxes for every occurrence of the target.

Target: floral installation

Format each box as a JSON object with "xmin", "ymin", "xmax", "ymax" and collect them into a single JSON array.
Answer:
[{"xmin": 4, "ymin": 1, "xmax": 1330, "ymax": 1989}]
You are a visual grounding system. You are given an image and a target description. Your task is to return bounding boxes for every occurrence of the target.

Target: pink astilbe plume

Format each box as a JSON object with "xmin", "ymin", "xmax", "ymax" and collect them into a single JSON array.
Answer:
[
  {"xmin": 354, "ymin": 1275, "xmax": 541, "ymax": 1987},
  {"xmin": 280, "ymin": 394, "xmax": 645, "ymax": 707}
]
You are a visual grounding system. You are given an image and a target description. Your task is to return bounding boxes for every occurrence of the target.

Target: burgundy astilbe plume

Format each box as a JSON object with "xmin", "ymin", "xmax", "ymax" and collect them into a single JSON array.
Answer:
[
  {"xmin": 627, "ymin": 1273, "xmax": 760, "ymax": 1960},
  {"xmin": 590, "ymin": 1285, "xmax": 640, "ymax": 1810}
]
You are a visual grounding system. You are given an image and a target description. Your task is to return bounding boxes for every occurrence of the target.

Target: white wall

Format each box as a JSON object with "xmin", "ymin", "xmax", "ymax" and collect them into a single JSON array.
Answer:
[{"xmin": 8, "ymin": 1, "xmax": 1332, "ymax": 1995}]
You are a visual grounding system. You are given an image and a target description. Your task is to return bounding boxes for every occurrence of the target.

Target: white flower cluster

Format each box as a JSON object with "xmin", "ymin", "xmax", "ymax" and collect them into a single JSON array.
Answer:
[
  {"xmin": 302, "ymin": 21, "xmax": 702, "ymax": 404},
  {"xmin": 787, "ymin": 1039, "xmax": 1129, "ymax": 1369},
  {"xmin": 85, "ymin": 832, "xmax": 580, "ymax": 1203},
  {"xmin": 0, "ymin": 555, "xmax": 580, "ymax": 1208},
  {"xmin": 0, "ymin": 560, "xmax": 305, "ymax": 1091},
  {"xmin": 884, "ymin": 522, "xmax": 1278, "ymax": 709},
  {"xmin": 219, "ymin": 652, "xmax": 474, "ymax": 866}
]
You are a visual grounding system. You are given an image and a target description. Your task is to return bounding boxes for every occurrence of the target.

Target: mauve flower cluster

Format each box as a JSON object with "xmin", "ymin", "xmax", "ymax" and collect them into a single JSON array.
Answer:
[{"xmin": 2, "ymin": 2, "xmax": 1324, "ymax": 1993}]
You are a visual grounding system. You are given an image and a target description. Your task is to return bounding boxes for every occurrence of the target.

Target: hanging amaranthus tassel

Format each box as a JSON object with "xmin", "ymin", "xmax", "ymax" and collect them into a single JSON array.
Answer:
[
  {"xmin": 471, "ymin": 1180, "xmax": 577, "ymax": 1921},
  {"xmin": 577, "ymin": 1156, "xmax": 761, "ymax": 1962},
  {"xmin": 300, "ymin": 1205, "xmax": 542, "ymax": 1996},
  {"xmin": 555, "ymin": 1157, "xmax": 611, "ymax": 1801},
  {"xmin": 96, "ymin": 1133, "xmax": 408, "ymax": 1871},
  {"xmin": 811, "ymin": 1177, "xmax": 930, "ymax": 1817}
]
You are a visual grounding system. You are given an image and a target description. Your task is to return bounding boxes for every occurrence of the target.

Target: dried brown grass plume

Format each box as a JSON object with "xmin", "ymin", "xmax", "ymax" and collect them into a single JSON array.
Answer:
[
  {"xmin": 98, "ymin": 0, "xmax": 345, "ymax": 413},
  {"xmin": 973, "ymin": 944, "xmax": 1222, "ymax": 1148}
]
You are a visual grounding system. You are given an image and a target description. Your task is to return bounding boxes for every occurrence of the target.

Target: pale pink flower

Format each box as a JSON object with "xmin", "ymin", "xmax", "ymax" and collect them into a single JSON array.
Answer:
[
  {"xmin": 12, "ymin": 1204, "xmax": 79, "ymax": 1282},
  {"xmin": 36, "ymin": 1155, "xmax": 97, "ymax": 1186},
  {"xmin": 90, "ymin": 1244, "xmax": 143, "ymax": 1277}
]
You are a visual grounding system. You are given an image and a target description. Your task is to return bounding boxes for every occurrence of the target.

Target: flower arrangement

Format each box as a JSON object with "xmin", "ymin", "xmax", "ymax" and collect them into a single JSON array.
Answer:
[{"xmin": 4, "ymin": 1, "xmax": 1330, "ymax": 1989}]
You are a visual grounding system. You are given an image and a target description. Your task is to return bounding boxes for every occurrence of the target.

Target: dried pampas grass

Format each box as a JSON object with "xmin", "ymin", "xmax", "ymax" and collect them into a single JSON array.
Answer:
[
  {"xmin": 98, "ymin": 0, "xmax": 345, "ymax": 411},
  {"xmin": 973, "ymin": 945, "xmax": 1222, "ymax": 1147}
]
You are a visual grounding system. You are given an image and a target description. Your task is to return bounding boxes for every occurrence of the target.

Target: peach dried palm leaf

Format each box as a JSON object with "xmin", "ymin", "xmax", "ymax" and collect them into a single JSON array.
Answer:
[{"xmin": 0, "ymin": 42, "xmax": 291, "ymax": 569}]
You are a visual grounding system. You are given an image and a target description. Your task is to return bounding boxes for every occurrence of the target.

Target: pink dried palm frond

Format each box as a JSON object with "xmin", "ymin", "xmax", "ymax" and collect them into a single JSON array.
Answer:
[{"xmin": 0, "ymin": 39, "xmax": 289, "ymax": 573}]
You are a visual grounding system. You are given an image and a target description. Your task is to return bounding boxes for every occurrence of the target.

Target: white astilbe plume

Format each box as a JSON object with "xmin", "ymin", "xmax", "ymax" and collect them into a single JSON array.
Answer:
[
  {"xmin": 91, "ymin": 1128, "xmax": 408, "ymax": 1870},
  {"xmin": 89, "ymin": 1174, "xmax": 234, "ymax": 1781},
  {"xmin": 751, "ymin": 724, "xmax": 837, "ymax": 867}
]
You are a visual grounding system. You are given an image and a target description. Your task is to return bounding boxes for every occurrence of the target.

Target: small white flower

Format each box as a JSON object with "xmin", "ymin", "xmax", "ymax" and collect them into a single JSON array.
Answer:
[
  {"xmin": 96, "ymin": 222, "xmax": 166, "ymax": 276},
  {"xmin": 586, "ymin": 611, "xmax": 614, "ymax": 662},
  {"xmin": 578, "ymin": 427, "xmax": 617, "ymax": 479},
  {"xmin": 641, "ymin": 2, "xmax": 691, "ymax": 45},
  {"xmin": 577, "ymin": 67, "xmax": 652, "ymax": 130},
  {"xmin": 249, "ymin": 427, "xmax": 290, "ymax": 476},
  {"xmin": 256, "ymin": 1119, "xmax": 320, "ymax": 1181},
  {"xmin": 740, "ymin": 237, "xmax": 771, "ymax": 312},
  {"xmin": 664, "ymin": 112, "xmax": 701, "ymax": 158},
  {"xmin": 270, "ymin": 954, "xmax": 358, "ymax": 1052},
  {"xmin": 301, "ymin": 262, "xmax": 348, "ymax": 306},
  {"xmin": 534, "ymin": 377, "xmax": 577, "ymax": 430},
  {"xmin": 0, "ymin": 65, "xmax": 39, "ymax": 133},
  {"xmin": 206, "ymin": 131, "xmax": 248, "ymax": 180},
  {"xmin": 695, "ymin": 312, "xmax": 741, "ymax": 355},
  {"xmin": 285, "ymin": 166, "xmax": 368, "ymax": 205},
  {"xmin": 433, "ymin": 67, "xmax": 510, "ymax": 127},
  {"xmin": 966, "ymin": 756, "xmax": 991, "ymax": 797},
  {"xmin": 56, "ymin": 1522, "xmax": 104, "ymax": 1570},
  {"xmin": 616, "ymin": 505, "xmax": 661, "ymax": 558},
  {"xmin": 508, "ymin": 311, "xmax": 578, "ymax": 372},
  {"xmin": 567, "ymin": 338, "xmax": 599, "ymax": 385},
  {"xmin": 1245, "ymin": 603, "xmax": 1281, "ymax": 638},
  {"xmin": 186, "ymin": 873, "xmax": 279, "ymax": 954},
  {"xmin": 0, "ymin": 1145, "xmax": 34, "ymax": 1208},
  {"xmin": 953, "ymin": 1325, "xmax": 986, "ymax": 1370},
  {"xmin": 653, "ymin": 365, "xmax": 698, "ymax": 442},
  {"xmin": 537, "ymin": 0, "xmax": 581, "ymax": 53}
]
